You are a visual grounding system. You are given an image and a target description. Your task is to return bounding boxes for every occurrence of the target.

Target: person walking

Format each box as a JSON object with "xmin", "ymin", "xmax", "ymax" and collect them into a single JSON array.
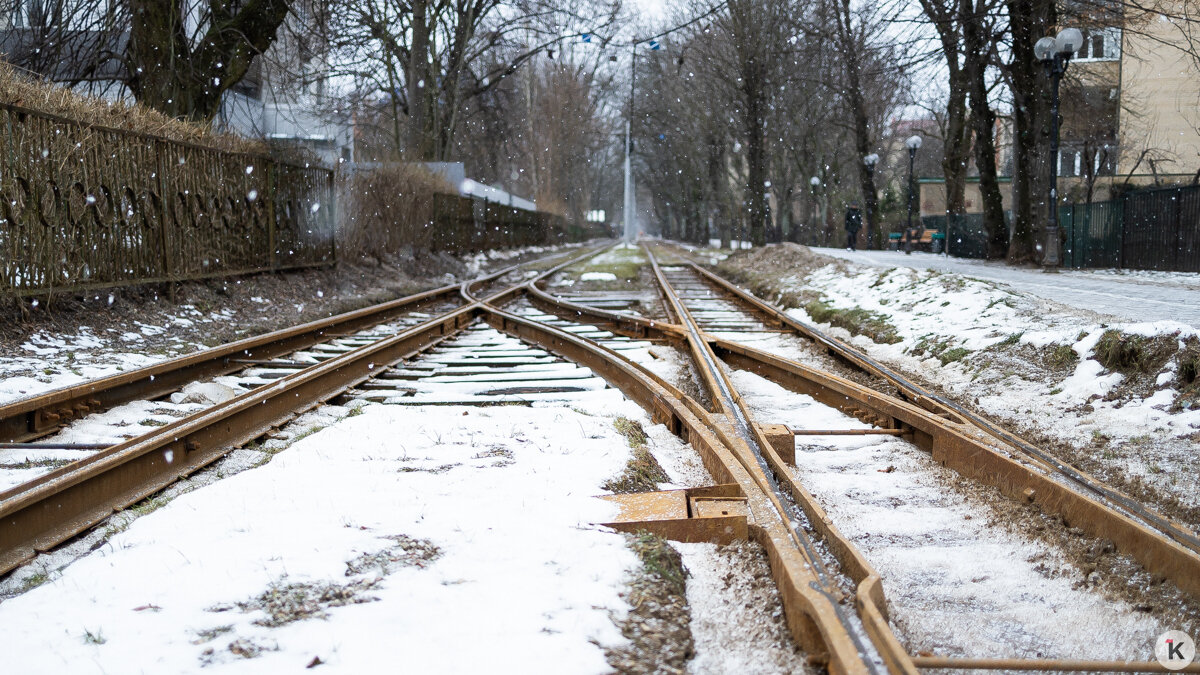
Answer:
[{"xmin": 844, "ymin": 202, "xmax": 862, "ymax": 251}]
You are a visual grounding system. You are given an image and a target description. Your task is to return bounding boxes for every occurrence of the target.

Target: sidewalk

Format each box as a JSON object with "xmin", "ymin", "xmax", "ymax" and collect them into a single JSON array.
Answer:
[{"xmin": 813, "ymin": 248, "xmax": 1200, "ymax": 330}]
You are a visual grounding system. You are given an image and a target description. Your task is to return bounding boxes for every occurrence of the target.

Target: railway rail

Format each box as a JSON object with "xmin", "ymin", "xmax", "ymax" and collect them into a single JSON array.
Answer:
[
  {"xmin": 1, "ymin": 240, "xmax": 1197, "ymax": 673},
  {"xmin": 0, "ymin": 245, "xmax": 605, "ymax": 574}
]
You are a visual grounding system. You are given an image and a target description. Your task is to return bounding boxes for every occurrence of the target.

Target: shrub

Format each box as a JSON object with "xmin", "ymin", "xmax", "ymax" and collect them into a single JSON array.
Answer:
[{"xmin": 338, "ymin": 164, "xmax": 450, "ymax": 261}]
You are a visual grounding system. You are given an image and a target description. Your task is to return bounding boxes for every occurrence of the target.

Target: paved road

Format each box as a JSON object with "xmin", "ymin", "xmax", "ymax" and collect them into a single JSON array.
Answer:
[{"xmin": 814, "ymin": 248, "xmax": 1200, "ymax": 330}]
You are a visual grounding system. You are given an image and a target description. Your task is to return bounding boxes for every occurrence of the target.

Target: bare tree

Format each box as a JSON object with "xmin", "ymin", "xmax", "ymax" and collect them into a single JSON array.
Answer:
[{"xmin": 0, "ymin": 0, "xmax": 295, "ymax": 120}]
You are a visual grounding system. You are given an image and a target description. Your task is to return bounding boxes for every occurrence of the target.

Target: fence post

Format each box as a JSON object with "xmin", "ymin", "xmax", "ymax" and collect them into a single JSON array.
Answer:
[
  {"xmin": 266, "ymin": 161, "xmax": 278, "ymax": 271},
  {"xmin": 1174, "ymin": 187, "xmax": 1184, "ymax": 271},
  {"xmin": 327, "ymin": 169, "xmax": 336, "ymax": 264},
  {"xmin": 1117, "ymin": 194, "xmax": 1126, "ymax": 270},
  {"xmin": 154, "ymin": 140, "xmax": 174, "ymax": 299}
]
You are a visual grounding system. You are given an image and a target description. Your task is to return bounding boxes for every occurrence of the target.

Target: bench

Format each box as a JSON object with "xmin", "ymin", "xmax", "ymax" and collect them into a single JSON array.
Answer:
[{"xmin": 889, "ymin": 229, "xmax": 943, "ymax": 252}]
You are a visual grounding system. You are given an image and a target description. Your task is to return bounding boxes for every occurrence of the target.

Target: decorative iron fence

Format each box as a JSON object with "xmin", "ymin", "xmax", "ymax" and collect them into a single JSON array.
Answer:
[{"xmin": 0, "ymin": 102, "xmax": 335, "ymax": 297}]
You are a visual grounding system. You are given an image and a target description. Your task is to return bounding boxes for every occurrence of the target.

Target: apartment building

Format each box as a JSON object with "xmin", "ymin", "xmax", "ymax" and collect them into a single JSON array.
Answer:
[{"xmin": 1054, "ymin": 0, "xmax": 1198, "ymax": 199}]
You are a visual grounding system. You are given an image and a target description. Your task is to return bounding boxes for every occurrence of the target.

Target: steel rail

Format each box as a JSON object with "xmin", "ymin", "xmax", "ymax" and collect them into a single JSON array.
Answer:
[
  {"xmin": 641, "ymin": 252, "xmax": 1200, "ymax": 596},
  {"xmin": 0, "ymin": 259, "xmax": 536, "ymax": 444},
  {"xmin": 678, "ymin": 258, "xmax": 1200, "ymax": 560},
  {"xmin": 0, "ymin": 246, "xmax": 607, "ymax": 576},
  {"xmin": 676, "ymin": 257, "xmax": 1200, "ymax": 557},
  {"xmin": 479, "ymin": 298, "xmax": 877, "ymax": 674},
  {"xmin": 525, "ymin": 280, "xmax": 684, "ymax": 342},
  {"xmin": 641, "ymin": 246, "xmax": 910, "ymax": 675},
  {"xmin": 484, "ymin": 251, "xmax": 1200, "ymax": 673}
]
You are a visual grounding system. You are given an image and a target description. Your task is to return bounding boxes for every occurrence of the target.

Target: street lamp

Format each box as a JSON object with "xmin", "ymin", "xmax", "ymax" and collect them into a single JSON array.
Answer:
[
  {"xmin": 1034, "ymin": 27, "xmax": 1083, "ymax": 270},
  {"xmin": 809, "ymin": 176, "xmax": 822, "ymax": 245},
  {"xmin": 904, "ymin": 135, "xmax": 922, "ymax": 254},
  {"xmin": 863, "ymin": 153, "xmax": 879, "ymax": 249}
]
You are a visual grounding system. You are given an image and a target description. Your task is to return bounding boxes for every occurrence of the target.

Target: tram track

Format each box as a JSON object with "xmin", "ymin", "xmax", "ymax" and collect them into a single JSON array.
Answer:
[
  {"xmin": 521, "ymin": 242, "xmax": 1200, "ymax": 673},
  {"xmin": 2, "ymin": 239, "xmax": 1198, "ymax": 673},
  {"xmin": 0, "ymin": 245, "xmax": 607, "ymax": 575}
]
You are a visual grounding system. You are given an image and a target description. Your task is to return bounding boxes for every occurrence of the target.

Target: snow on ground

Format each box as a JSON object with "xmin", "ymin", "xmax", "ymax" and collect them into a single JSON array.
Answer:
[
  {"xmin": 816, "ymin": 247, "xmax": 1200, "ymax": 329},
  {"xmin": 633, "ymin": 366, "xmax": 810, "ymax": 674},
  {"xmin": 580, "ymin": 272, "xmax": 618, "ymax": 282},
  {"xmin": 0, "ymin": 307, "xmax": 225, "ymax": 406},
  {"xmin": 461, "ymin": 243, "xmax": 577, "ymax": 276},
  {"xmin": 739, "ymin": 248, "xmax": 1200, "ymax": 513},
  {"xmin": 0, "ymin": 402, "xmax": 646, "ymax": 674},
  {"xmin": 728, "ymin": 367, "xmax": 1167, "ymax": 661}
]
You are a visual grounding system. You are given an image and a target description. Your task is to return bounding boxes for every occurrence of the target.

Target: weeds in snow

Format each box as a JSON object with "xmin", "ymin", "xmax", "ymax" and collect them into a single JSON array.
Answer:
[
  {"xmin": 236, "ymin": 577, "xmax": 381, "ymax": 627},
  {"xmin": 603, "ymin": 418, "xmax": 669, "ymax": 494},
  {"xmin": 344, "ymin": 534, "xmax": 441, "ymax": 576},
  {"xmin": 804, "ymin": 299, "xmax": 901, "ymax": 344}
]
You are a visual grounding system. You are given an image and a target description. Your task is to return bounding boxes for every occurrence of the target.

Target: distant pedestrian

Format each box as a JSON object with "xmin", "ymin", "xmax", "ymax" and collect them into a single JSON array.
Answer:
[{"xmin": 844, "ymin": 202, "xmax": 862, "ymax": 251}]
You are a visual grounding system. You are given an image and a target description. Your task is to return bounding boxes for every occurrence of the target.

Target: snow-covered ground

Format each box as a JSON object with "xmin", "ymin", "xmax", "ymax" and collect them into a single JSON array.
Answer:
[
  {"xmin": 729, "ymin": 367, "xmax": 1167, "ymax": 661},
  {"xmin": 1, "ymin": 313, "xmax": 810, "ymax": 673},
  {"xmin": 0, "ymin": 401, "xmax": 647, "ymax": 673},
  {"xmin": 0, "ymin": 307, "xmax": 225, "ymax": 406},
  {"xmin": 716, "ymin": 244, "xmax": 1200, "ymax": 519},
  {"xmin": 815, "ymin": 247, "xmax": 1200, "ymax": 329}
]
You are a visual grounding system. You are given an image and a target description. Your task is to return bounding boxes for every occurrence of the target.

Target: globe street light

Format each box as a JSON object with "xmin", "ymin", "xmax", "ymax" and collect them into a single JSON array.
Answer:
[
  {"xmin": 1034, "ymin": 27, "xmax": 1083, "ymax": 270},
  {"xmin": 863, "ymin": 153, "xmax": 880, "ymax": 249},
  {"xmin": 904, "ymin": 135, "xmax": 922, "ymax": 254}
]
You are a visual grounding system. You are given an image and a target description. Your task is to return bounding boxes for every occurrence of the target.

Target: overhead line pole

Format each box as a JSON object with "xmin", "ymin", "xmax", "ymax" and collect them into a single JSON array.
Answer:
[{"xmin": 623, "ymin": 42, "xmax": 638, "ymax": 241}]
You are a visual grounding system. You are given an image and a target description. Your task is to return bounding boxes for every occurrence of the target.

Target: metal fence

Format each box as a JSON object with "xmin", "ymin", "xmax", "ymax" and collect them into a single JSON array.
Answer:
[
  {"xmin": 0, "ymin": 102, "xmax": 335, "ymax": 297},
  {"xmin": 919, "ymin": 184, "xmax": 1200, "ymax": 272},
  {"xmin": 1060, "ymin": 184, "xmax": 1200, "ymax": 272},
  {"xmin": 1060, "ymin": 201, "xmax": 1122, "ymax": 269},
  {"xmin": 429, "ymin": 193, "xmax": 606, "ymax": 253}
]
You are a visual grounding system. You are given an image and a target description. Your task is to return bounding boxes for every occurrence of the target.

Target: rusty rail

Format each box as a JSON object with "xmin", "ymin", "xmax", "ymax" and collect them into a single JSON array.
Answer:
[
  {"xmin": 677, "ymin": 256, "xmax": 1200, "ymax": 566},
  {"xmin": 0, "ymin": 246, "xmax": 608, "ymax": 575},
  {"xmin": 0, "ymin": 249, "xmax": 594, "ymax": 444},
  {"xmin": 640, "ymin": 246, "xmax": 910, "ymax": 675},
  {"xmin": 514, "ymin": 246, "xmax": 1200, "ymax": 673}
]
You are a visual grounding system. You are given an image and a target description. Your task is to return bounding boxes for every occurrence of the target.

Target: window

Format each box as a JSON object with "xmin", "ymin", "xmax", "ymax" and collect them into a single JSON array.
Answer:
[
  {"xmin": 1074, "ymin": 28, "xmax": 1121, "ymax": 61},
  {"xmin": 1059, "ymin": 145, "xmax": 1117, "ymax": 177}
]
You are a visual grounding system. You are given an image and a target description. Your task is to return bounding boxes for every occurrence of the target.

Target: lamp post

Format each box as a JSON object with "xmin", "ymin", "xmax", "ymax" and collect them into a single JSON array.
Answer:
[
  {"xmin": 863, "ymin": 153, "xmax": 879, "ymax": 249},
  {"xmin": 809, "ymin": 175, "xmax": 821, "ymax": 245},
  {"xmin": 622, "ymin": 39, "xmax": 662, "ymax": 242},
  {"xmin": 904, "ymin": 135, "xmax": 922, "ymax": 254},
  {"xmin": 1034, "ymin": 27, "xmax": 1082, "ymax": 270}
]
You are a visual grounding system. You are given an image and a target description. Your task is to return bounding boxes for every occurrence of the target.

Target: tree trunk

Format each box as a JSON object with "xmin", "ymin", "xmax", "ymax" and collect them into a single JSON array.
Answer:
[
  {"xmin": 743, "ymin": 74, "xmax": 769, "ymax": 246},
  {"xmin": 1005, "ymin": 0, "xmax": 1055, "ymax": 262},
  {"xmin": 836, "ymin": 0, "xmax": 879, "ymax": 250},
  {"xmin": 708, "ymin": 133, "xmax": 729, "ymax": 249},
  {"xmin": 407, "ymin": 0, "xmax": 432, "ymax": 160},
  {"xmin": 962, "ymin": 0, "xmax": 1007, "ymax": 258},
  {"xmin": 918, "ymin": 0, "xmax": 970, "ymax": 218},
  {"xmin": 127, "ymin": 0, "xmax": 290, "ymax": 121}
]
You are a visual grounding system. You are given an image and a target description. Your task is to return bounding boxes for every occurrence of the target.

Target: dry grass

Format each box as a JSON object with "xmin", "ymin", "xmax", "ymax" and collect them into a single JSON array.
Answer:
[
  {"xmin": 603, "ymin": 418, "xmax": 670, "ymax": 494},
  {"xmin": 606, "ymin": 532, "xmax": 694, "ymax": 673},
  {"xmin": 0, "ymin": 61, "xmax": 263, "ymax": 154},
  {"xmin": 338, "ymin": 164, "xmax": 453, "ymax": 260}
]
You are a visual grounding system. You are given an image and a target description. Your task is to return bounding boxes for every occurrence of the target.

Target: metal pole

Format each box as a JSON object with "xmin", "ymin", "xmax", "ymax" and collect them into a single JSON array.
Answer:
[
  {"xmin": 865, "ymin": 163, "xmax": 875, "ymax": 250},
  {"xmin": 905, "ymin": 148, "xmax": 916, "ymax": 253},
  {"xmin": 906, "ymin": 149, "xmax": 915, "ymax": 232},
  {"xmin": 622, "ymin": 44, "xmax": 637, "ymax": 242},
  {"xmin": 1043, "ymin": 56, "xmax": 1064, "ymax": 269}
]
